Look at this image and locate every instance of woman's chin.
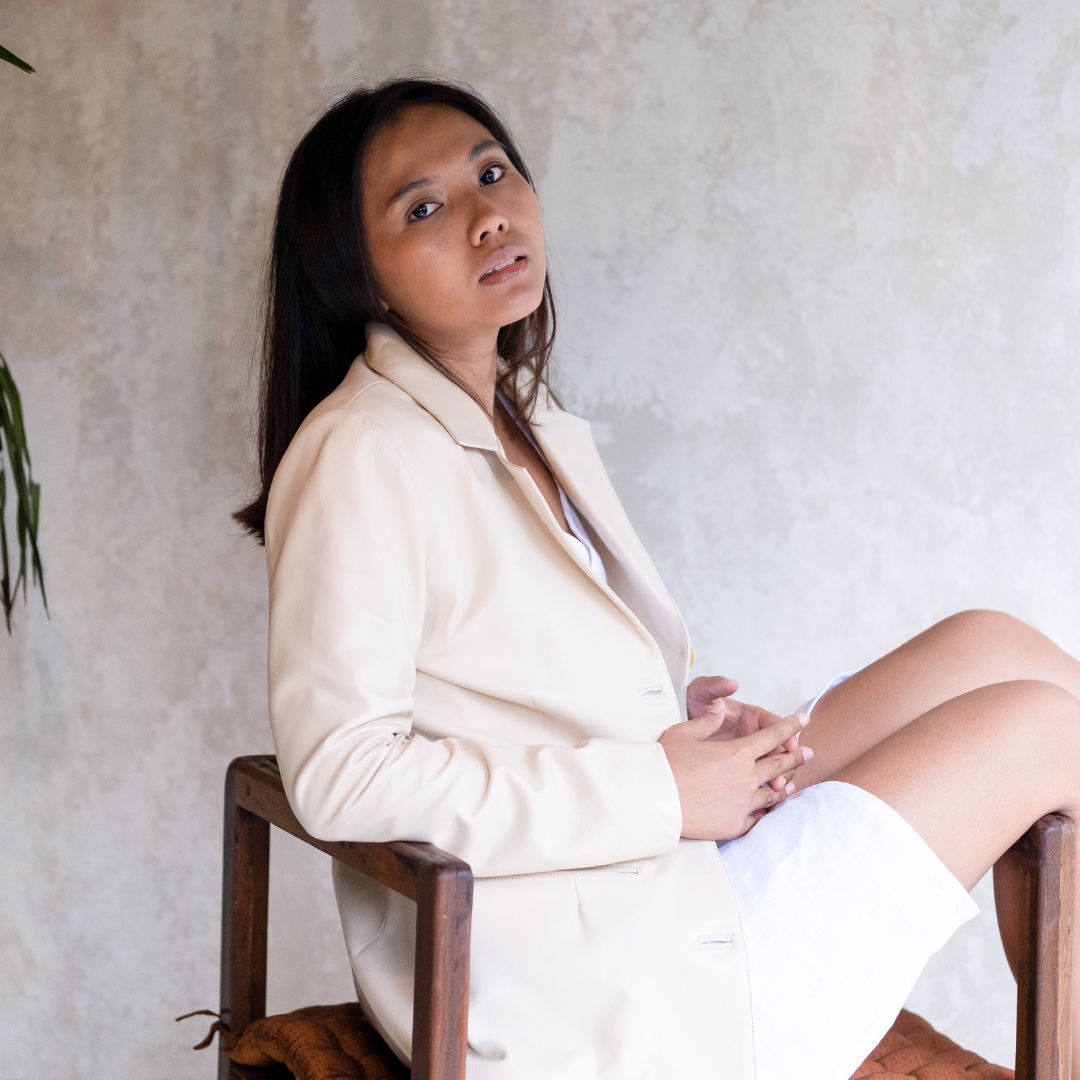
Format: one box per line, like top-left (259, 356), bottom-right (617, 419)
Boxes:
top-left (481, 284), bottom-right (545, 326)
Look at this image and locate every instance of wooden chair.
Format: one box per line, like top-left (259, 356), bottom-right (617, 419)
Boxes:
top-left (215, 754), bottom-right (1075, 1080)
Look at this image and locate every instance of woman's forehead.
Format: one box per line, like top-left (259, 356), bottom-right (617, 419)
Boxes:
top-left (364, 105), bottom-right (496, 194)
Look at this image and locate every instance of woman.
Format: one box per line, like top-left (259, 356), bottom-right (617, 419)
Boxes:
top-left (234, 75), bottom-right (1080, 1080)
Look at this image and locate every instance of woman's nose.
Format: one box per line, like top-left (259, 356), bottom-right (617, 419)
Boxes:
top-left (468, 193), bottom-right (509, 244)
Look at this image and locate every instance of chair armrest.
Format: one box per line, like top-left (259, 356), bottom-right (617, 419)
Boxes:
top-left (228, 754), bottom-right (473, 902)
top-left (220, 754), bottom-right (472, 1080)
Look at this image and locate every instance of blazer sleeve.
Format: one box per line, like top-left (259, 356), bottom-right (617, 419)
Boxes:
top-left (264, 407), bottom-right (685, 877)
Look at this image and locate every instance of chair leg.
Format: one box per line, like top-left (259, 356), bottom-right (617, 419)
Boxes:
top-left (411, 863), bottom-right (473, 1080)
top-left (218, 760), bottom-right (271, 1080)
top-left (1015, 812), bottom-right (1075, 1080)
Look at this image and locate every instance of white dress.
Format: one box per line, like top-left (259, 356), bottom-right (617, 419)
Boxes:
top-left (497, 387), bottom-right (981, 1080)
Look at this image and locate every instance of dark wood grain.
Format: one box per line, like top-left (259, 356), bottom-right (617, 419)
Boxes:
top-left (218, 763), bottom-right (270, 1079)
top-left (1013, 811), bottom-right (1074, 1080)
top-left (412, 857), bottom-right (473, 1080)
top-left (218, 755), bottom-right (472, 1080)
top-left (230, 756), bottom-right (470, 904)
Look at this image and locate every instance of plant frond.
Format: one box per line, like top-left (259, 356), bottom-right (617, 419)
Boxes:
top-left (0, 44), bottom-right (35, 75)
top-left (0, 349), bottom-right (47, 634)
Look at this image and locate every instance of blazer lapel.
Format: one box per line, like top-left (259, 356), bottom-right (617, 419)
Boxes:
top-left (523, 404), bottom-right (689, 650)
top-left (360, 321), bottom-right (690, 674)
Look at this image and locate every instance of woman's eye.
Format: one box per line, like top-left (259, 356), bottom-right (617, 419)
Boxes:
top-left (405, 162), bottom-right (510, 223)
top-left (407, 200), bottom-right (438, 222)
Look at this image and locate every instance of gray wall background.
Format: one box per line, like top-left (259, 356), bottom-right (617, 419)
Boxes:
top-left (3, 1), bottom-right (1079, 1075)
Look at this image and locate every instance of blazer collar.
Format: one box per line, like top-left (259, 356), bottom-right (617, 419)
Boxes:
top-left (359, 321), bottom-right (690, 691)
top-left (362, 319), bottom-right (549, 452)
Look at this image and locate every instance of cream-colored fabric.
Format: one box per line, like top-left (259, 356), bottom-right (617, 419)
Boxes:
top-left (494, 382), bottom-right (609, 585)
top-left (265, 321), bottom-right (755, 1079)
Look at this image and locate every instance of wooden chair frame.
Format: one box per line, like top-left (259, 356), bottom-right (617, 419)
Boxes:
top-left (217, 754), bottom-right (1075, 1080)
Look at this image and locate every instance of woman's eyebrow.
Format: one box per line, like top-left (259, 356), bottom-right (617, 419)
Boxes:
top-left (383, 138), bottom-right (506, 212)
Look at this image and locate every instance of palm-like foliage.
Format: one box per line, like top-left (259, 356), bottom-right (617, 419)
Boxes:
top-left (0, 351), bottom-right (46, 632)
top-left (0, 44), bottom-right (34, 75)
top-left (2, 41), bottom-right (46, 635)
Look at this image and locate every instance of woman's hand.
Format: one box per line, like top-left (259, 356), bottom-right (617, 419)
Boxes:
top-left (659, 709), bottom-right (813, 842)
top-left (686, 674), bottom-right (740, 720)
top-left (687, 674), bottom-right (806, 791)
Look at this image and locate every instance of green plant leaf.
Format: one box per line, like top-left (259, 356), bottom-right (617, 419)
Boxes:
top-left (0, 464), bottom-right (11, 634)
top-left (0, 44), bottom-right (35, 75)
top-left (0, 349), bottom-right (47, 633)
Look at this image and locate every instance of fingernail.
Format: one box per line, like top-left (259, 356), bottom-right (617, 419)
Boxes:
top-left (797, 711), bottom-right (811, 727)
top-left (785, 781), bottom-right (796, 795)
top-left (802, 746), bottom-right (814, 760)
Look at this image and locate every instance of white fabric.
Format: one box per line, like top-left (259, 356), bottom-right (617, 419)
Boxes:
top-left (496, 384), bottom-right (609, 585)
top-left (715, 673), bottom-right (982, 1080)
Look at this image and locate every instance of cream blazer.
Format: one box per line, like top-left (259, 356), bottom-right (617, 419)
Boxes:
top-left (264, 321), bottom-right (756, 1079)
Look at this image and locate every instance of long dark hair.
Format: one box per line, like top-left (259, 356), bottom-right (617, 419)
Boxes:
top-left (232, 74), bottom-right (561, 544)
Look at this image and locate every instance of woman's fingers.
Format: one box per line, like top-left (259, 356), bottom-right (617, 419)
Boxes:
top-left (748, 782), bottom-right (787, 814)
top-left (762, 731), bottom-right (802, 790)
top-left (661, 707), bottom-right (814, 841)
top-left (749, 712), bottom-right (809, 756)
top-left (740, 807), bottom-right (770, 833)
top-left (778, 725), bottom-right (807, 787)
top-left (759, 745), bottom-right (814, 785)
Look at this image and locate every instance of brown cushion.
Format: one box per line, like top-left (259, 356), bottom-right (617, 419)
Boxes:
top-left (852, 1008), bottom-right (1013, 1079)
top-left (226, 1003), bottom-right (407, 1079)
top-left (227, 1003), bottom-right (1011, 1080)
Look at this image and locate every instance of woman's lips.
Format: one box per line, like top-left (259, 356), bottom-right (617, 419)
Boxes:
top-left (478, 255), bottom-right (527, 285)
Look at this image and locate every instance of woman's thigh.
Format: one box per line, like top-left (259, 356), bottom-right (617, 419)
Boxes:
top-left (829, 678), bottom-right (1080, 890)
top-left (790, 607), bottom-right (1080, 792)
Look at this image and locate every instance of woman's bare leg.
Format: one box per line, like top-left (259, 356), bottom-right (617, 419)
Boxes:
top-left (825, 679), bottom-right (1080, 1075)
top-left (789, 607), bottom-right (1080, 989)
top-left (794, 609), bottom-right (1080, 791)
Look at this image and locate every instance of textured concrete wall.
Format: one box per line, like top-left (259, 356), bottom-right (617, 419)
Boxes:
top-left (2, 1), bottom-right (1079, 1074)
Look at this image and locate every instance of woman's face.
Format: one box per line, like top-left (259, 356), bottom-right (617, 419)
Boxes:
top-left (360, 103), bottom-right (547, 362)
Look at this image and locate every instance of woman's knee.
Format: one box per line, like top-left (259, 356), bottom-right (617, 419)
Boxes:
top-left (931, 608), bottom-right (1066, 681)
top-left (975, 678), bottom-right (1080, 768)
top-left (936, 606), bottom-right (1031, 645)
